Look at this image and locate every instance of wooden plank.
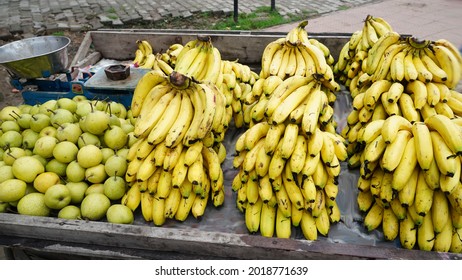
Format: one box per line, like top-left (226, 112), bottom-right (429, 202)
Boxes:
top-left (0, 213), bottom-right (460, 260)
top-left (88, 30), bottom-right (350, 65)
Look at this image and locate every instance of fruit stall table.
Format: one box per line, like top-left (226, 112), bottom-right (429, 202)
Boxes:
top-left (0, 30), bottom-right (461, 260)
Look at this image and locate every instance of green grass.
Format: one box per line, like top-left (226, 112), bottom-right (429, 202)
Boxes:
top-left (52, 31), bottom-right (65, 36)
top-left (212, 7), bottom-right (314, 30)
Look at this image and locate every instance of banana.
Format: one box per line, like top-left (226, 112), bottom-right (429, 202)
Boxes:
top-left (448, 182), bottom-right (462, 214)
top-left (434, 101), bottom-right (454, 119)
top-left (369, 167), bottom-right (384, 198)
top-left (420, 50), bottom-right (448, 83)
top-left (357, 189), bottom-right (374, 212)
top-left (265, 75), bottom-right (311, 118)
top-left (405, 80), bottom-right (428, 110)
top-left (386, 82), bottom-right (404, 103)
top-left (315, 206), bottom-right (330, 236)
top-left (357, 175), bottom-right (372, 192)
top-left (414, 169), bottom-right (434, 216)
top-left (400, 215), bottom-right (417, 250)
top-left (382, 207), bottom-right (399, 241)
top-left (363, 134), bottom-right (387, 164)
top-left (440, 155), bottom-right (461, 194)
top-left (289, 135), bottom-right (308, 174)
top-left (268, 140), bottom-right (286, 181)
top-left (403, 49), bottom-right (419, 82)
top-left (264, 123), bottom-right (286, 155)
top-left (372, 43), bottom-right (407, 82)
top-left (140, 53), bottom-right (156, 69)
top-left (188, 154), bottom-right (205, 195)
top-left (146, 91), bottom-right (182, 145)
top-left (392, 137), bottom-right (418, 192)
top-left (300, 209), bottom-right (318, 240)
top-left (390, 50), bottom-right (406, 82)
top-left (191, 191), bottom-right (208, 219)
top-left (157, 169), bottom-right (173, 199)
top-left (398, 93), bottom-right (421, 124)
top-left (364, 202), bottom-right (383, 231)
top-left (366, 31), bottom-right (401, 74)
top-left (164, 92), bottom-right (194, 148)
top-left (271, 82), bottom-right (316, 125)
top-left (244, 122), bottom-right (271, 151)
top-left (182, 87), bottom-right (205, 145)
top-left (301, 152), bottom-right (321, 179)
top-left (164, 187), bottom-right (181, 219)
top-left (302, 86), bottom-right (324, 135)
top-left (194, 83), bottom-right (217, 140)
top-left (276, 206), bottom-right (292, 238)
top-left (337, 42), bottom-right (351, 73)
top-left (380, 89), bottom-right (401, 116)
top-left (381, 129), bottom-right (412, 172)
top-left (122, 183), bottom-right (141, 211)
top-left (134, 89), bottom-right (176, 139)
top-left (450, 228), bottom-right (462, 253)
top-left (275, 181), bottom-right (292, 218)
top-left (133, 49), bottom-right (145, 66)
top-left (243, 138), bottom-right (265, 174)
top-left (131, 70), bottom-right (168, 117)
top-left (152, 194), bottom-right (166, 226)
top-left (360, 119), bottom-right (385, 144)
top-left (255, 142), bottom-right (272, 178)
top-left (364, 80), bottom-right (393, 110)
top-left (381, 115), bottom-right (412, 144)
top-left (260, 202), bottom-right (276, 237)
top-left (260, 38), bottom-right (286, 78)
top-left (282, 170), bottom-right (305, 210)
top-left (411, 121), bottom-right (433, 171)
top-left (431, 44), bottom-right (462, 89)
top-left (390, 196), bottom-right (407, 220)
top-left (433, 217), bottom-right (453, 252)
top-left (140, 192), bottom-right (154, 221)
top-left (280, 123), bottom-right (299, 159)
top-left (302, 42), bottom-right (329, 76)
top-left (417, 211), bottom-right (435, 251)
top-left (425, 114), bottom-right (462, 156)
top-left (174, 191), bottom-right (196, 221)
top-left (413, 50), bottom-right (433, 83)
top-left (432, 189), bottom-right (450, 233)
top-left (163, 143), bottom-right (184, 172)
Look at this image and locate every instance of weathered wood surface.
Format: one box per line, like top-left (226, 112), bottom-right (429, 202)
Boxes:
top-left (72, 29), bottom-right (351, 68)
top-left (0, 213), bottom-right (460, 260)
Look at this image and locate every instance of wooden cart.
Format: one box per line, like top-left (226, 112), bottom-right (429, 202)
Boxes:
top-left (0, 30), bottom-right (460, 260)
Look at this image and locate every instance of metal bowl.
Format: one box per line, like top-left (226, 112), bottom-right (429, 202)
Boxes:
top-left (0, 36), bottom-right (71, 79)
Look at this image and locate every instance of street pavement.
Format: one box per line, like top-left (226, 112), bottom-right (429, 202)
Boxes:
top-left (0, 0), bottom-right (377, 38)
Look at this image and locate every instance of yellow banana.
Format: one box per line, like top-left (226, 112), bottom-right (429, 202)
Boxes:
top-left (425, 114), bottom-right (462, 156)
top-left (260, 38), bottom-right (285, 78)
top-left (260, 203), bottom-right (276, 237)
top-left (431, 44), bottom-right (462, 89)
top-left (366, 31), bottom-right (401, 74)
top-left (398, 166), bottom-right (419, 207)
top-left (381, 115), bottom-right (412, 144)
top-left (280, 123), bottom-right (299, 159)
top-left (432, 189), bottom-right (450, 233)
top-left (392, 137), bottom-right (418, 192)
top-left (301, 86), bottom-right (324, 135)
top-left (147, 91), bottom-right (182, 145)
top-left (412, 121), bottom-right (433, 171)
top-left (131, 70), bottom-right (168, 117)
top-left (271, 82), bottom-right (316, 125)
top-left (364, 80), bottom-right (393, 110)
top-left (386, 82), bottom-right (404, 103)
top-left (164, 187), bottom-right (181, 219)
top-left (413, 50), bottom-right (433, 83)
top-left (420, 49), bottom-right (448, 83)
top-left (417, 211), bottom-right (435, 251)
top-left (414, 169), bottom-right (434, 216)
top-left (289, 134), bottom-right (308, 174)
top-left (122, 183), bottom-right (141, 211)
top-left (140, 192), bottom-right (154, 222)
top-left (433, 217), bottom-right (453, 252)
top-left (264, 123), bottom-right (285, 155)
top-left (275, 206), bottom-right (292, 238)
top-left (403, 48), bottom-right (418, 81)
top-left (152, 194), bottom-right (166, 226)
top-left (400, 215), bottom-right (417, 249)
top-left (382, 207), bottom-right (399, 241)
top-left (315, 206), bottom-right (330, 236)
top-left (164, 92), bottom-right (194, 148)
top-left (381, 129), bottom-right (412, 172)
top-left (398, 93), bottom-right (421, 123)
top-left (174, 191), bottom-right (196, 221)
top-left (390, 196), bottom-right (407, 220)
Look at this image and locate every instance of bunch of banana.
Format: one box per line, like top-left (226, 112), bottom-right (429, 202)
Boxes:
top-left (133, 40), bottom-right (154, 68)
top-left (259, 21), bottom-right (337, 91)
top-left (127, 70), bottom-right (229, 225)
top-left (161, 43), bottom-right (184, 68)
top-left (334, 15), bottom-right (394, 86)
top-left (232, 121), bottom-right (347, 239)
top-left (173, 35), bottom-right (223, 86)
top-left (219, 59), bottom-right (260, 129)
